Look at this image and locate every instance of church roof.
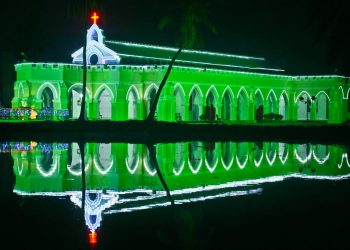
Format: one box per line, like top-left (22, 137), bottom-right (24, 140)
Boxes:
top-left (106, 40), bottom-right (284, 74)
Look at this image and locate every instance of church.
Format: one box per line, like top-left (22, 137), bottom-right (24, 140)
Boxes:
top-left (10, 13), bottom-right (350, 123)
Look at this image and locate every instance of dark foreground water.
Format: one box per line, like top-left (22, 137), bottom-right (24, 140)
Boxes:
top-left (0, 141), bottom-right (349, 249)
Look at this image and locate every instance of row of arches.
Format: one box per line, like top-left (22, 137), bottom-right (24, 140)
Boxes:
top-left (30, 82), bottom-right (333, 121)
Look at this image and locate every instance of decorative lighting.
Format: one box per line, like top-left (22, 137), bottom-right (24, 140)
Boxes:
top-left (91, 12), bottom-right (99, 25)
top-left (89, 231), bottom-right (97, 244)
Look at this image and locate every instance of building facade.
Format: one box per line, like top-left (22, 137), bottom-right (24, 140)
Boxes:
top-left (10, 22), bottom-right (350, 123)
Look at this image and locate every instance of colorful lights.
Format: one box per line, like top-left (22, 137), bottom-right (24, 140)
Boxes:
top-left (89, 231), bottom-right (97, 244)
top-left (90, 12), bottom-right (99, 25)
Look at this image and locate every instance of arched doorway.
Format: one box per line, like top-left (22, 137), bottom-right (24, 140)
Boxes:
top-left (205, 142), bottom-right (218, 172)
top-left (41, 87), bottom-right (54, 109)
top-left (174, 87), bottom-right (185, 121)
top-left (127, 88), bottom-right (138, 120)
top-left (279, 92), bottom-right (288, 120)
top-left (96, 143), bottom-right (113, 174)
top-left (297, 93), bottom-right (311, 120)
top-left (189, 88), bottom-right (202, 121)
top-left (173, 142), bottom-right (185, 175)
top-left (236, 142), bottom-right (249, 168)
top-left (205, 90), bottom-right (218, 121)
top-left (98, 89), bottom-right (112, 120)
top-left (255, 91), bottom-right (264, 122)
top-left (126, 144), bottom-right (139, 174)
top-left (68, 86), bottom-right (90, 119)
top-left (237, 89), bottom-right (249, 121)
top-left (145, 87), bottom-right (157, 116)
top-left (316, 92), bottom-right (328, 120)
top-left (266, 91), bottom-right (277, 114)
top-left (222, 90), bottom-right (233, 121)
top-left (221, 142), bottom-right (234, 169)
top-left (188, 141), bottom-right (202, 173)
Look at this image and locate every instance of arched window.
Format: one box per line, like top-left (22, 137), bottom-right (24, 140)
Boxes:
top-left (98, 89), bottom-right (112, 120)
top-left (237, 89), bottom-right (249, 121)
top-left (189, 88), bottom-right (202, 121)
top-left (255, 91), bottom-right (264, 122)
top-left (279, 92), bottom-right (288, 120)
top-left (316, 92), bottom-right (329, 120)
top-left (222, 90), bottom-right (233, 121)
top-left (174, 87), bottom-right (185, 121)
top-left (127, 88), bottom-right (138, 120)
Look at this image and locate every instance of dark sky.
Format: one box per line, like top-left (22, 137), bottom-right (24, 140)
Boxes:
top-left (1, 0), bottom-right (349, 75)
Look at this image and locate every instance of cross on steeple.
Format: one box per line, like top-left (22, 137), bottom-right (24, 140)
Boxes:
top-left (91, 12), bottom-right (99, 24)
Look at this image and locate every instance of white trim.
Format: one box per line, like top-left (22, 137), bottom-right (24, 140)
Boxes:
top-left (295, 91), bottom-right (312, 103)
top-left (237, 87), bottom-right (249, 100)
top-left (68, 83), bottom-right (92, 100)
top-left (94, 84), bottom-right (115, 99)
top-left (188, 158), bottom-right (202, 174)
top-left (36, 82), bottom-right (59, 99)
top-left (93, 158), bottom-right (114, 175)
top-left (206, 85), bottom-right (220, 100)
top-left (174, 83), bottom-right (186, 97)
top-left (236, 155), bottom-right (248, 169)
top-left (222, 86), bottom-right (234, 100)
top-left (36, 156), bottom-right (58, 177)
top-left (279, 90), bottom-right (289, 102)
top-left (144, 83), bottom-right (159, 99)
top-left (315, 90), bottom-right (331, 101)
top-left (189, 84), bottom-right (204, 98)
top-left (294, 148), bottom-right (312, 164)
top-left (254, 88), bottom-right (264, 101)
top-left (312, 150), bottom-right (330, 165)
top-left (205, 155), bottom-right (219, 173)
top-left (126, 85), bottom-right (141, 100)
top-left (143, 157), bottom-right (157, 176)
top-left (267, 89), bottom-right (278, 101)
top-left (254, 151), bottom-right (264, 167)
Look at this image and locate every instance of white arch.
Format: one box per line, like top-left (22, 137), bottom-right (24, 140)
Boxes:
top-left (312, 150), bottom-right (330, 165)
top-left (143, 157), bottom-right (157, 176)
top-left (206, 85), bottom-right (220, 100)
top-left (205, 156), bottom-right (219, 173)
top-left (267, 89), bottom-right (278, 101)
top-left (36, 82), bottom-right (59, 99)
top-left (295, 91), bottom-right (312, 103)
top-left (338, 86), bottom-right (347, 99)
top-left (93, 157), bottom-right (114, 175)
top-left (237, 87), bottom-right (249, 99)
top-left (254, 152), bottom-right (264, 167)
top-left (94, 84), bottom-right (115, 99)
top-left (279, 143), bottom-right (289, 165)
top-left (315, 90), bottom-right (331, 101)
top-left (254, 89), bottom-right (264, 101)
top-left (222, 86), bottom-right (234, 100)
top-left (173, 160), bottom-right (185, 176)
top-left (338, 153), bottom-right (350, 168)
top-left (126, 85), bottom-right (141, 100)
top-left (294, 148), bottom-right (312, 164)
top-left (188, 158), bottom-right (202, 174)
top-left (174, 83), bottom-right (186, 97)
top-left (236, 155), bottom-right (248, 169)
top-left (36, 156), bottom-right (58, 177)
top-left (126, 156), bottom-right (140, 174)
top-left (18, 82), bottom-right (25, 97)
top-left (266, 151), bottom-right (277, 166)
top-left (68, 83), bottom-right (92, 100)
top-left (279, 90), bottom-right (289, 102)
top-left (221, 155), bottom-right (234, 171)
top-left (189, 84), bottom-right (204, 98)
top-left (144, 83), bottom-right (159, 99)
top-left (87, 47), bottom-right (103, 65)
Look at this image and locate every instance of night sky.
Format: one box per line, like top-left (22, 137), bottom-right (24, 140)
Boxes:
top-left (1, 0), bottom-right (349, 105)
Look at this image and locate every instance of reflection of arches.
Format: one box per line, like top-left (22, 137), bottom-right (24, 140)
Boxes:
top-left (173, 142), bottom-right (185, 175)
top-left (127, 86), bottom-right (140, 120)
top-left (254, 142), bottom-right (264, 167)
top-left (255, 90), bottom-right (264, 122)
top-left (143, 145), bottom-right (157, 176)
top-left (94, 143), bottom-right (113, 174)
top-left (278, 143), bottom-right (288, 164)
top-left (313, 144), bottom-right (329, 164)
top-left (36, 150), bottom-right (57, 177)
top-left (126, 144), bottom-right (139, 174)
top-left (295, 144), bottom-right (312, 164)
top-left (174, 85), bottom-right (185, 121)
top-left (279, 91), bottom-right (288, 120)
top-left (266, 142), bottom-right (277, 166)
top-left (237, 88), bottom-right (249, 121)
top-left (67, 142), bottom-right (90, 176)
top-left (236, 142), bottom-right (248, 169)
top-left (188, 141), bottom-right (202, 174)
top-left (297, 92), bottom-right (312, 120)
top-left (222, 88), bottom-right (234, 121)
top-left (315, 91), bottom-right (329, 120)
top-left (189, 86), bottom-right (203, 121)
top-left (348, 89), bottom-right (350, 112)
top-left (145, 84), bottom-right (158, 116)
top-left (266, 90), bottom-right (277, 114)
top-left (221, 142), bottom-right (234, 170)
top-left (205, 142), bottom-right (218, 173)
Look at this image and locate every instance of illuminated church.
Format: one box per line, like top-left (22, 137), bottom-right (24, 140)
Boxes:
top-left (11, 13), bottom-right (350, 123)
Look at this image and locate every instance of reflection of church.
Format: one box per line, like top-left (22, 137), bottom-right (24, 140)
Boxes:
top-left (8, 141), bottom-right (350, 232)
top-left (9, 13), bottom-right (350, 123)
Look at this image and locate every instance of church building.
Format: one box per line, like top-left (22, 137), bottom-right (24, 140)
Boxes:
top-left (10, 13), bottom-right (350, 123)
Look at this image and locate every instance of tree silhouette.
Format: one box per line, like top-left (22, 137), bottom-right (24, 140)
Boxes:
top-left (146, 0), bottom-right (217, 121)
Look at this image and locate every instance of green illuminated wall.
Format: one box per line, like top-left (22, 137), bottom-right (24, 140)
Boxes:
top-left (11, 142), bottom-right (350, 193)
top-left (11, 63), bottom-right (350, 123)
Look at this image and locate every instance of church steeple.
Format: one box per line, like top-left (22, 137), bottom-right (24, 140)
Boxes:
top-left (71, 12), bottom-right (120, 65)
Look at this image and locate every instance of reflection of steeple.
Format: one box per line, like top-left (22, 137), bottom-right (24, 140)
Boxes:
top-left (70, 190), bottom-right (119, 239)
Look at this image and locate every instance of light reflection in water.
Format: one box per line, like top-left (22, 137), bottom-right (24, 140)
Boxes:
top-left (1, 141), bottom-right (349, 244)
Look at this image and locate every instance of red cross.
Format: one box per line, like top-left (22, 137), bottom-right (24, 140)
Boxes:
top-left (91, 12), bottom-right (99, 24)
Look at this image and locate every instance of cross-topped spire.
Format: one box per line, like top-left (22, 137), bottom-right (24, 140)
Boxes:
top-left (91, 12), bottom-right (99, 24)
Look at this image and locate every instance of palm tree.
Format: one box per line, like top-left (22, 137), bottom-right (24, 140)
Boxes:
top-left (146, 0), bottom-right (217, 121)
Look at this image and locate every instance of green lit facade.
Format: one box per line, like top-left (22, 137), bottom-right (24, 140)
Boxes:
top-left (10, 23), bottom-right (350, 123)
